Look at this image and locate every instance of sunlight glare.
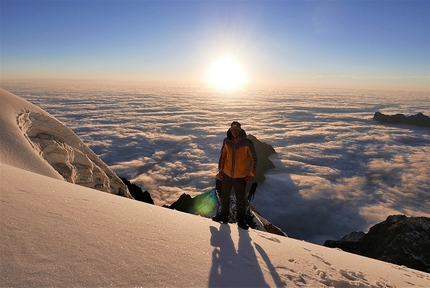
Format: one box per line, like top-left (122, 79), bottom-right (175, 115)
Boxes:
top-left (207, 55), bottom-right (245, 91)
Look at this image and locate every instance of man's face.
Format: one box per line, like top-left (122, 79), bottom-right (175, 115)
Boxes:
top-left (231, 126), bottom-right (240, 138)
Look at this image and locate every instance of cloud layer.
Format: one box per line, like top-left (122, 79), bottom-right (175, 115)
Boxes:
top-left (4, 83), bottom-right (429, 244)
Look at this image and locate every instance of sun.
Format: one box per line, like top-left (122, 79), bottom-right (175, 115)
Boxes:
top-left (207, 55), bottom-right (245, 91)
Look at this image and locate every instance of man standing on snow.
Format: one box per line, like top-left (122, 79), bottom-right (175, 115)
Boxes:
top-left (213, 121), bottom-right (257, 230)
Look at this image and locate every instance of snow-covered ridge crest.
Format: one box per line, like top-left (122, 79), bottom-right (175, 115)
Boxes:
top-left (0, 88), bottom-right (131, 198)
top-left (16, 109), bottom-right (131, 198)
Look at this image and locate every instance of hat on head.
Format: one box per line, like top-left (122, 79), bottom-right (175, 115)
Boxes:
top-left (231, 121), bottom-right (241, 129)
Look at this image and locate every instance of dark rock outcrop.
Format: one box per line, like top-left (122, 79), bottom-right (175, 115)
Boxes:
top-left (247, 134), bottom-right (276, 183)
top-left (324, 231), bottom-right (365, 251)
top-left (251, 207), bottom-right (288, 237)
top-left (120, 177), bottom-right (154, 204)
top-left (373, 112), bottom-right (430, 127)
top-left (324, 215), bottom-right (430, 273)
top-left (163, 193), bottom-right (194, 213)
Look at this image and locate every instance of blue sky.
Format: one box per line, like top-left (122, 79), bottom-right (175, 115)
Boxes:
top-left (1, 1), bottom-right (429, 90)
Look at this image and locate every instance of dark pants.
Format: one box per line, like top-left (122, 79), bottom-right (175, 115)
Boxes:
top-left (219, 173), bottom-right (247, 223)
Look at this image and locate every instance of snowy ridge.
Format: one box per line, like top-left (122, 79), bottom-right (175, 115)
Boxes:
top-left (1, 89), bottom-right (430, 287)
top-left (17, 110), bottom-right (130, 197)
top-left (0, 89), bottom-right (63, 179)
top-left (0, 89), bottom-right (131, 198)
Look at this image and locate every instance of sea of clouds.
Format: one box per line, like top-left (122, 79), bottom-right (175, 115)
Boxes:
top-left (4, 82), bottom-right (429, 244)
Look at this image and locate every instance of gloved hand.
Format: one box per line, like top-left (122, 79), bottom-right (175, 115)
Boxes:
top-left (245, 175), bottom-right (253, 182)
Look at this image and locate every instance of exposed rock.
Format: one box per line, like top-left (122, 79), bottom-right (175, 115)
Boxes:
top-left (120, 177), bottom-right (154, 204)
top-left (251, 207), bottom-right (288, 237)
top-left (373, 112), bottom-right (430, 127)
top-left (324, 215), bottom-right (430, 273)
top-left (340, 231), bottom-right (366, 242)
top-left (163, 190), bottom-right (217, 217)
top-left (324, 231), bottom-right (365, 251)
top-left (163, 193), bottom-right (194, 212)
top-left (247, 134), bottom-right (276, 183)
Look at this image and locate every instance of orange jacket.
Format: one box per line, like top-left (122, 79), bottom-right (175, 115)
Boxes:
top-left (218, 129), bottom-right (257, 179)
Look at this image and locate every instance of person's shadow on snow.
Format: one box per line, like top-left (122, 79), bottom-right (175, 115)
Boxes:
top-left (208, 224), bottom-right (269, 287)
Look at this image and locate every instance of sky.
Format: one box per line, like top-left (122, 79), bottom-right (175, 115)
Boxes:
top-left (1, 0), bottom-right (429, 91)
top-left (1, 88), bottom-right (430, 286)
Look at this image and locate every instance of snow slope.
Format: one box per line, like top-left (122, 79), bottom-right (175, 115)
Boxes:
top-left (0, 89), bottom-right (130, 197)
top-left (2, 164), bottom-right (430, 287)
top-left (0, 89), bottom-right (63, 179)
top-left (1, 89), bottom-right (429, 287)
